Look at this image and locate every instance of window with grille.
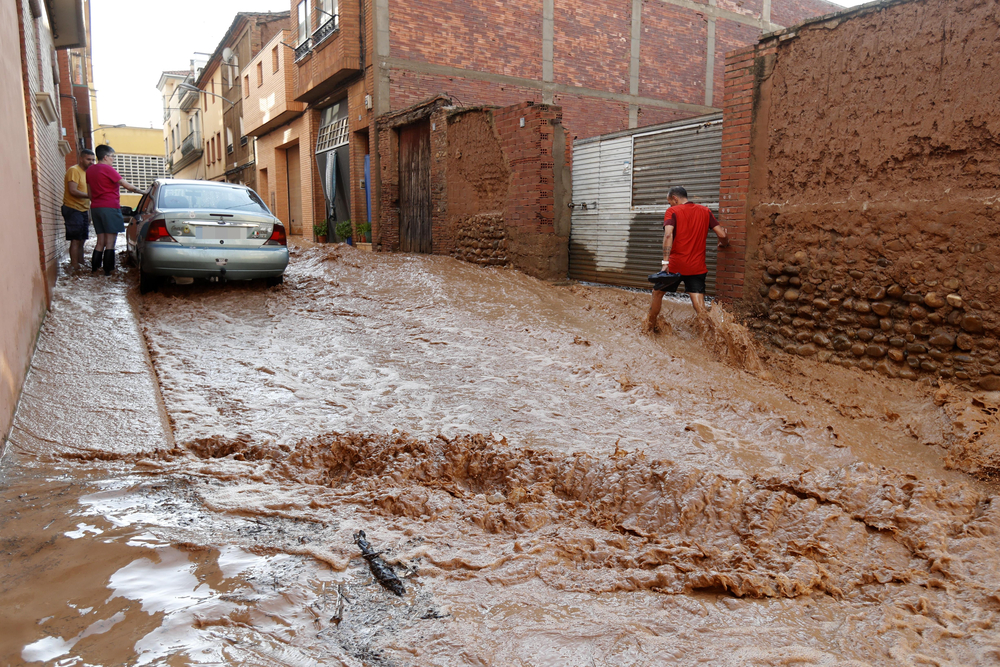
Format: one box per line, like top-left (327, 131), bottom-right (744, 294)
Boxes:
top-left (316, 117), bottom-right (349, 152)
top-left (114, 154), bottom-right (167, 194)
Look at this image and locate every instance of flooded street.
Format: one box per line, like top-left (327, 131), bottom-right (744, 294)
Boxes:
top-left (4, 240), bottom-right (1000, 666)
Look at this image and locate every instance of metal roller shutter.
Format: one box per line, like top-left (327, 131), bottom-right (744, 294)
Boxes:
top-left (569, 113), bottom-right (723, 293)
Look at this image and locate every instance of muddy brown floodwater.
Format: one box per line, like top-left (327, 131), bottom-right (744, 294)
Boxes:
top-left (3, 239), bottom-right (1000, 666)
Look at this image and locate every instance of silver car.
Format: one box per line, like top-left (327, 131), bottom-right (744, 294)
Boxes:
top-left (125, 179), bottom-right (289, 293)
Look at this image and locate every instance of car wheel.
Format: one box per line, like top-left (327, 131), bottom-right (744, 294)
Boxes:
top-left (139, 270), bottom-right (160, 294)
top-left (266, 275), bottom-right (284, 287)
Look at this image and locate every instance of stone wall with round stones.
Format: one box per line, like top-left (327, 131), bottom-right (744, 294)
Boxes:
top-left (749, 236), bottom-right (999, 391)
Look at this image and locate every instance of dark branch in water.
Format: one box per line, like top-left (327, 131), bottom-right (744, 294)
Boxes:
top-left (354, 530), bottom-right (406, 596)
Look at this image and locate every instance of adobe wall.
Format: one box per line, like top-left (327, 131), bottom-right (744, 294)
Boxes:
top-left (2, 0), bottom-right (49, 440)
top-left (376, 100), bottom-right (569, 280)
top-left (720, 0), bottom-right (1000, 389)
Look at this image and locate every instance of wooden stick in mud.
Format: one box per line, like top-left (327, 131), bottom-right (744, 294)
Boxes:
top-left (353, 530), bottom-right (406, 596)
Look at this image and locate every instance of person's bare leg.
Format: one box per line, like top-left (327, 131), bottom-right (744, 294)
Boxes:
top-left (690, 293), bottom-right (707, 318)
top-left (68, 240), bottom-right (79, 269)
top-left (644, 290), bottom-right (666, 331)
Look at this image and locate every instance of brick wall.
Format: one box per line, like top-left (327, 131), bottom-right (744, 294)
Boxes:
top-left (20, 0), bottom-right (66, 293)
top-left (381, 0), bottom-right (839, 141)
top-left (716, 42), bottom-right (775, 302)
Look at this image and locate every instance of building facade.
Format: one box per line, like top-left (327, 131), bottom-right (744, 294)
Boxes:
top-left (3, 0), bottom-right (90, 442)
top-left (241, 0), bottom-right (837, 268)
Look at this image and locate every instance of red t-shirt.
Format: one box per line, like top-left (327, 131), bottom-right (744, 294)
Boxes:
top-left (86, 163), bottom-right (123, 209)
top-left (663, 201), bottom-right (718, 275)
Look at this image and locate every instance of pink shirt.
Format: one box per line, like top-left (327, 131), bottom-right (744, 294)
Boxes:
top-left (86, 163), bottom-right (123, 209)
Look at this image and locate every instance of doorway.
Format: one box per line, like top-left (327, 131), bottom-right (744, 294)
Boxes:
top-left (398, 120), bottom-right (431, 253)
top-left (286, 144), bottom-right (302, 235)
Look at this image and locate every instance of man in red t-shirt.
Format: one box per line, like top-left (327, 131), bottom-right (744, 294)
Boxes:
top-left (645, 186), bottom-right (729, 327)
top-left (86, 144), bottom-right (146, 275)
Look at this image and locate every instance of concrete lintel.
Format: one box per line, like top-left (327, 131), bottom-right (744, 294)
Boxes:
top-left (382, 57), bottom-right (718, 115)
top-left (652, 0), bottom-right (781, 32)
top-left (704, 16), bottom-right (716, 107)
top-left (628, 0), bottom-right (641, 127)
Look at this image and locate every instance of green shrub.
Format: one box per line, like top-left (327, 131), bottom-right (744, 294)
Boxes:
top-left (335, 219), bottom-right (353, 241)
top-left (313, 219), bottom-right (328, 236)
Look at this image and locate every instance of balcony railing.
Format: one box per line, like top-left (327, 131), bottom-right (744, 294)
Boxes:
top-left (294, 38), bottom-right (312, 62)
top-left (181, 129), bottom-right (202, 157)
top-left (312, 16), bottom-right (339, 47)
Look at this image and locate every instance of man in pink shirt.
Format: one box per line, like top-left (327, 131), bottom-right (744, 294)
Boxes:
top-left (85, 144), bottom-right (145, 275)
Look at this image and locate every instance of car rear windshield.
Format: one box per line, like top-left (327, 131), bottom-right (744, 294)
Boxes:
top-left (158, 184), bottom-right (270, 214)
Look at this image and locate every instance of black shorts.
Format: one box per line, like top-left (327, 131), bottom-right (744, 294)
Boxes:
top-left (654, 272), bottom-right (707, 294)
top-left (61, 205), bottom-right (90, 241)
top-left (91, 207), bottom-right (125, 234)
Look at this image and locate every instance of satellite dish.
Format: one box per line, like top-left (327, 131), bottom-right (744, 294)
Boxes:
top-left (222, 47), bottom-right (234, 62)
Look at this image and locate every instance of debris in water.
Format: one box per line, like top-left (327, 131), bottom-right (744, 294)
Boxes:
top-left (332, 583), bottom-right (348, 624)
top-left (354, 530), bottom-right (406, 596)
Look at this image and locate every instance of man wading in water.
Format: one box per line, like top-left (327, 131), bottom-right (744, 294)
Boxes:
top-left (644, 186), bottom-right (729, 330)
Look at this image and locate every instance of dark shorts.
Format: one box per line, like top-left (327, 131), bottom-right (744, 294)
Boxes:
top-left (654, 272), bottom-right (707, 294)
top-left (61, 205), bottom-right (90, 241)
top-left (91, 207), bottom-right (125, 235)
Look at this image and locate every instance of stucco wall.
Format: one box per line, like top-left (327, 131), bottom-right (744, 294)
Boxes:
top-left (2, 0), bottom-right (47, 441)
top-left (733, 0), bottom-right (1000, 388)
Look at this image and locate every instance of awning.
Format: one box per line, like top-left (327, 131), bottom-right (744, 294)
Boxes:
top-left (48, 0), bottom-right (88, 50)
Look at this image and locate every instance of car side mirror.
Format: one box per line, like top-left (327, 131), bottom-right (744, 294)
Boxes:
top-left (120, 206), bottom-right (134, 217)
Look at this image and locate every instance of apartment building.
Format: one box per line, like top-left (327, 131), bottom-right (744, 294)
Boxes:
top-left (159, 68), bottom-right (204, 180)
top-left (158, 13), bottom-right (289, 188)
top-left (242, 0), bottom-right (838, 258)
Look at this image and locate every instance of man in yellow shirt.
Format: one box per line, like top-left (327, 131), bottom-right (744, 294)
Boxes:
top-left (62, 148), bottom-right (96, 271)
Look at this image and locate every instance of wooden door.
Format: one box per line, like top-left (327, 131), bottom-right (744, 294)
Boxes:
top-left (398, 120), bottom-right (432, 253)
top-left (286, 144), bottom-right (302, 235)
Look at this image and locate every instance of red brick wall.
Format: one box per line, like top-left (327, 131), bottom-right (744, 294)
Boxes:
top-left (716, 43), bottom-right (771, 302)
top-left (389, 0), bottom-right (542, 79)
top-left (553, 0), bottom-right (630, 92)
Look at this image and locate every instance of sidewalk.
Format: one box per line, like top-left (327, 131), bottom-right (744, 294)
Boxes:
top-left (4, 264), bottom-right (172, 462)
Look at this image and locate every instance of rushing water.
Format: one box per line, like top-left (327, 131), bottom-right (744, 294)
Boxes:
top-left (3, 240), bottom-right (999, 666)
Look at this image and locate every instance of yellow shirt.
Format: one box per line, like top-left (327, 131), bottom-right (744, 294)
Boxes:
top-left (62, 165), bottom-right (89, 211)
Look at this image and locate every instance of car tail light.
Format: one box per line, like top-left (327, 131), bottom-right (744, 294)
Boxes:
top-left (146, 219), bottom-right (177, 243)
top-left (264, 224), bottom-right (287, 246)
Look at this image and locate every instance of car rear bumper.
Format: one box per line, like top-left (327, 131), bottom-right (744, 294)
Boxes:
top-left (142, 244), bottom-right (289, 279)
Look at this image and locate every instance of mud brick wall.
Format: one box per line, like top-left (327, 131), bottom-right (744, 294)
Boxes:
top-left (377, 100), bottom-right (569, 280)
top-left (719, 0), bottom-right (1000, 390)
top-left (446, 110), bottom-right (510, 268)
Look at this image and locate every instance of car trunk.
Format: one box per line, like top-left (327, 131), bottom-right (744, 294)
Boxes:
top-left (162, 210), bottom-right (277, 248)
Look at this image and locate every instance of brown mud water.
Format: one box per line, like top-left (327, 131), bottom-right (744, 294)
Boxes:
top-left (3, 239), bottom-right (1000, 666)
